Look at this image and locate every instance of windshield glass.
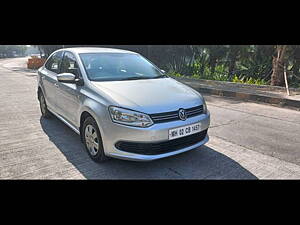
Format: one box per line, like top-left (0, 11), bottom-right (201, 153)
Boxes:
top-left (79, 53), bottom-right (167, 81)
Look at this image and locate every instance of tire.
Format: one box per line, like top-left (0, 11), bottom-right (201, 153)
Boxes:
top-left (38, 91), bottom-right (51, 118)
top-left (82, 116), bottom-right (108, 162)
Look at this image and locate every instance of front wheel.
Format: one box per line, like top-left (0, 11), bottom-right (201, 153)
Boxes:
top-left (82, 116), bottom-right (108, 162)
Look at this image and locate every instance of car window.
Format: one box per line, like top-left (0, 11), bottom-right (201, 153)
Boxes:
top-left (45, 51), bottom-right (64, 74)
top-left (61, 52), bottom-right (80, 77)
top-left (79, 53), bottom-right (165, 81)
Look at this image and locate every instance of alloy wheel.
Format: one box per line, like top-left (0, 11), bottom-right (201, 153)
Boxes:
top-left (85, 124), bottom-right (99, 156)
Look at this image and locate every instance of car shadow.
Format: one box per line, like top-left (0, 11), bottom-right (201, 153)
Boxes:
top-left (40, 116), bottom-right (258, 180)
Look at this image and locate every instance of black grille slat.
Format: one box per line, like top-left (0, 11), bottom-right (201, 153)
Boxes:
top-left (186, 110), bottom-right (203, 114)
top-left (186, 111), bottom-right (203, 117)
top-left (151, 111), bottom-right (178, 118)
top-left (187, 109), bottom-right (203, 113)
top-left (150, 105), bottom-right (203, 123)
top-left (187, 111), bottom-right (202, 115)
top-left (115, 129), bottom-right (208, 155)
top-left (151, 115), bottom-right (178, 119)
top-left (186, 106), bottom-right (203, 111)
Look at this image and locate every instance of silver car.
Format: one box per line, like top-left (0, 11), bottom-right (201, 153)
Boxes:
top-left (37, 47), bottom-right (210, 162)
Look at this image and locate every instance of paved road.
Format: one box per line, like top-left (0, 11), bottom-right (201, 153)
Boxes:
top-left (1, 57), bottom-right (300, 179)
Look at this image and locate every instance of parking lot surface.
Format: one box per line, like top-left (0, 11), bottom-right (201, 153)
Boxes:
top-left (1, 57), bottom-right (300, 179)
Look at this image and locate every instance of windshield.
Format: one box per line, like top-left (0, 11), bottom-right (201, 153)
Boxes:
top-left (79, 53), bottom-right (167, 81)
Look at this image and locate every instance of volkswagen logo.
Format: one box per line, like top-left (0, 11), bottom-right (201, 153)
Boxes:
top-left (178, 109), bottom-right (187, 121)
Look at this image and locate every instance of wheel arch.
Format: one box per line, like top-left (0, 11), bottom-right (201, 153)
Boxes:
top-left (79, 106), bottom-right (105, 143)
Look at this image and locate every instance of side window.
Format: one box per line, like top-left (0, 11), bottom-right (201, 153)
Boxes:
top-left (45, 51), bottom-right (64, 74)
top-left (61, 52), bottom-right (80, 77)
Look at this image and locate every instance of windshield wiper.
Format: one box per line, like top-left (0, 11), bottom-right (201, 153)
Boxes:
top-left (120, 76), bottom-right (152, 81)
top-left (152, 75), bottom-right (168, 79)
top-left (123, 75), bottom-right (168, 80)
top-left (120, 75), bottom-right (168, 81)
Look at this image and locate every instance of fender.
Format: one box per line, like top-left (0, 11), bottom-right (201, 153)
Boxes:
top-left (78, 97), bottom-right (110, 138)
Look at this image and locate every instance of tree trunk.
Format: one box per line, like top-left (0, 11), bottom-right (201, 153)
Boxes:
top-left (209, 57), bottom-right (217, 75)
top-left (228, 55), bottom-right (237, 78)
top-left (227, 46), bottom-right (239, 79)
top-left (38, 47), bottom-right (43, 58)
top-left (271, 45), bottom-right (287, 86)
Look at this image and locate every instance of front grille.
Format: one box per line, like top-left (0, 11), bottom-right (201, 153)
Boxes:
top-left (150, 105), bottom-right (203, 124)
top-left (115, 129), bottom-right (208, 155)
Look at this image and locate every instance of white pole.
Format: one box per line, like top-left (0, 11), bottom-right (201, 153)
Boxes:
top-left (284, 64), bottom-right (290, 96)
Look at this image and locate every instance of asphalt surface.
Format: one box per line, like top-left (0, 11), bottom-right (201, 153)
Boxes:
top-left (1, 57), bottom-right (300, 179)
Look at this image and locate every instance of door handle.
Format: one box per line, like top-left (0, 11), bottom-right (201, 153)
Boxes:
top-left (54, 83), bottom-right (59, 88)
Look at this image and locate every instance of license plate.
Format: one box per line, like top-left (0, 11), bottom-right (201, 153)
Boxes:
top-left (168, 122), bottom-right (201, 140)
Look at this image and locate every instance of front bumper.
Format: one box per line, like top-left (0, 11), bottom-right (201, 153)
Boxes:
top-left (100, 112), bottom-right (210, 161)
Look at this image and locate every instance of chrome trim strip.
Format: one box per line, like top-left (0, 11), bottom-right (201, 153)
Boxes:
top-left (48, 108), bottom-right (80, 135)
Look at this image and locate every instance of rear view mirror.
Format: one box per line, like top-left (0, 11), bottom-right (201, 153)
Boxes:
top-left (57, 73), bottom-right (76, 83)
top-left (57, 73), bottom-right (84, 86)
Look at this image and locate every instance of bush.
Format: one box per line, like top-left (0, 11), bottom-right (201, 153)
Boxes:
top-left (232, 75), bottom-right (267, 85)
top-left (167, 57), bottom-right (268, 86)
top-left (167, 71), bottom-right (184, 77)
top-left (168, 69), bottom-right (268, 86)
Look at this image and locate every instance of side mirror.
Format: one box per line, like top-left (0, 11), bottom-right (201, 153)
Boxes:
top-left (57, 73), bottom-right (76, 83)
top-left (57, 73), bottom-right (84, 86)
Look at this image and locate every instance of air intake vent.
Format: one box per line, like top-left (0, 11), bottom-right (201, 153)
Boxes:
top-left (115, 129), bottom-right (208, 155)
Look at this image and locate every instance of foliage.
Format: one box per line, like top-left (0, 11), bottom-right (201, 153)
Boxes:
top-left (0, 45), bottom-right (27, 58)
top-left (232, 75), bottom-right (267, 85)
top-left (167, 71), bottom-right (267, 86)
top-left (35, 45), bottom-right (300, 87)
top-left (33, 45), bottom-right (64, 58)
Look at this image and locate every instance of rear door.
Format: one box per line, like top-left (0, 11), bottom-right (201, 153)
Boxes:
top-left (56, 51), bottom-right (82, 126)
top-left (40, 51), bottom-right (64, 111)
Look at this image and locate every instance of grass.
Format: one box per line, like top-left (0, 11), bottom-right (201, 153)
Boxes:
top-left (167, 71), bottom-right (268, 86)
top-left (232, 75), bottom-right (267, 85)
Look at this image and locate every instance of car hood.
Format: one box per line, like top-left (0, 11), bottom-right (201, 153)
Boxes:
top-left (91, 78), bottom-right (203, 114)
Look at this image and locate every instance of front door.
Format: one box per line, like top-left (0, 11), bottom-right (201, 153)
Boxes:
top-left (56, 51), bottom-right (82, 127)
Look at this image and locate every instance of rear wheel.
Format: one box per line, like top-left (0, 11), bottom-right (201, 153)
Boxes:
top-left (82, 116), bottom-right (108, 162)
top-left (38, 92), bottom-right (51, 118)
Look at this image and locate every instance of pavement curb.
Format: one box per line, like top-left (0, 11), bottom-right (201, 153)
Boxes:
top-left (196, 86), bottom-right (300, 109)
top-left (174, 77), bottom-right (300, 110)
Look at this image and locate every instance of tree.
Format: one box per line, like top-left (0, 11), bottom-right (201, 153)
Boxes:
top-left (236, 45), bottom-right (274, 80)
top-left (205, 45), bottom-right (227, 75)
top-left (289, 45), bottom-right (300, 82)
top-left (0, 45), bottom-right (28, 58)
top-left (34, 45), bottom-right (299, 87)
top-left (271, 45), bottom-right (287, 86)
top-left (225, 45), bottom-right (251, 78)
top-left (34, 45), bottom-right (64, 57)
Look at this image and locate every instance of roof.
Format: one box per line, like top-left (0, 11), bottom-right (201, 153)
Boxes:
top-left (61, 47), bottom-right (138, 54)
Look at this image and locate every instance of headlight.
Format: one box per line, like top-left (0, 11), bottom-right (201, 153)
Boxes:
top-left (202, 98), bottom-right (208, 114)
top-left (109, 106), bottom-right (154, 128)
